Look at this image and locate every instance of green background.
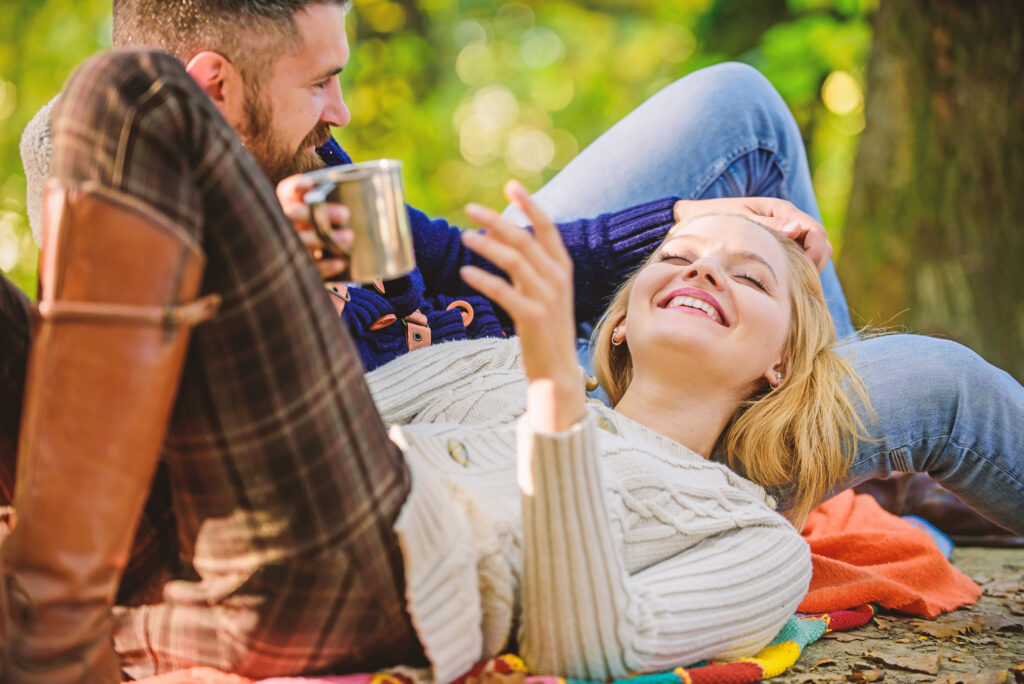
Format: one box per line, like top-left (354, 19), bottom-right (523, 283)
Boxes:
top-left (0, 0), bottom-right (875, 296)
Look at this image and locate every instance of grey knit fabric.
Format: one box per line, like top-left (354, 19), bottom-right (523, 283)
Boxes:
top-left (19, 97), bottom-right (57, 246)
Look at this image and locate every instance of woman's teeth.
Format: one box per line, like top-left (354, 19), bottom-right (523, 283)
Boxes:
top-left (666, 295), bottom-right (720, 323)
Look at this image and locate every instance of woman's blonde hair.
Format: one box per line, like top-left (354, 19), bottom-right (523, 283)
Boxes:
top-left (593, 216), bottom-right (868, 528)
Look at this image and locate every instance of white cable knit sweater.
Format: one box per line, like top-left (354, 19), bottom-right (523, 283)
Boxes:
top-left (366, 337), bottom-right (812, 684)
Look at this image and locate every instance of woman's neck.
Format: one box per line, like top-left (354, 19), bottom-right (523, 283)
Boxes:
top-left (613, 375), bottom-right (739, 458)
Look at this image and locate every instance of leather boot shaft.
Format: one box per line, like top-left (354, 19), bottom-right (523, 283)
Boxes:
top-left (1, 182), bottom-right (218, 682)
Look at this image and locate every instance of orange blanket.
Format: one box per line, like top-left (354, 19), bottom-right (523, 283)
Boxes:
top-left (798, 489), bottom-right (980, 617)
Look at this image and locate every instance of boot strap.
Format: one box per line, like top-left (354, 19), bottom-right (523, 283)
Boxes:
top-left (36, 294), bottom-right (221, 327)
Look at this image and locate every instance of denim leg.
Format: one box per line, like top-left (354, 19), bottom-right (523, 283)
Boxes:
top-left (829, 335), bottom-right (1024, 533)
top-left (506, 61), bottom-right (855, 337)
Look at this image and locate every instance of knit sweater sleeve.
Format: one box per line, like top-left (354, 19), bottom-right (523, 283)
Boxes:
top-left (409, 198), bottom-right (678, 325)
top-left (517, 411), bottom-right (812, 681)
top-left (367, 337), bottom-right (528, 427)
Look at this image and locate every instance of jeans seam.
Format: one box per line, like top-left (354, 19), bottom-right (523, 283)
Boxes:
top-left (851, 433), bottom-right (1024, 488)
top-left (691, 138), bottom-right (786, 200)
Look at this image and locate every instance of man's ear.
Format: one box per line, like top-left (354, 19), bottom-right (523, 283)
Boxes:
top-left (185, 51), bottom-right (246, 125)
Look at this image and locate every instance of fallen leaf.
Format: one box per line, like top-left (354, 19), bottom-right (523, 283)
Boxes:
top-left (950, 657), bottom-right (966, 663)
top-left (863, 650), bottom-right (941, 675)
top-left (971, 575), bottom-right (994, 586)
top-left (845, 671), bottom-right (885, 682)
top-left (873, 616), bottom-right (898, 630)
top-left (933, 671), bottom-right (1010, 684)
top-left (822, 632), bottom-right (868, 642)
top-left (974, 613), bottom-right (1024, 632)
top-left (1007, 600), bottom-right (1024, 616)
top-left (1011, 663), bottom-right (1024, 683)
top-left (911, 614), bottom-right (983, 638)
top-left (894, 638), bottom-right (910, 643)
top-left (813, 659), bottom-right (838, 669)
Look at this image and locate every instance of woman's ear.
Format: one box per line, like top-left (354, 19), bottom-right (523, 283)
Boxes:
top-left (185, 51), bottom-right (246, 126)
top-left (763, 362), bottom-right (785, 389)
top-left (611, 321), bottom-right (627, 346)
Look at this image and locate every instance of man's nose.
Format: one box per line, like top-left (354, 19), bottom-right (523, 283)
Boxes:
top-left (323, 82), bottom-right (351, 128)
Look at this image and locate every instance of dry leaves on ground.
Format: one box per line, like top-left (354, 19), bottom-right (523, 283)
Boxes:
top-left (821, 632), bottom-right (868, 642)
top-left (911, 612), bottom-right (1024, 638)
top-left (862, 650), bottom-right (941, 675)
top-left (979, 578), bottom-right (1023, 599)
top-left (933, 671), bottom-right (1011, 684)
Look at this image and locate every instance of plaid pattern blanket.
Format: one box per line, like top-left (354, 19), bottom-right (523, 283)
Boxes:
top-left (129, 605), bottom-right (877, 684)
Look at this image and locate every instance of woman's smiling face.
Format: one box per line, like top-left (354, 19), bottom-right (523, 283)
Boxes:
top-left (624, 215), bottom-right (793, 394)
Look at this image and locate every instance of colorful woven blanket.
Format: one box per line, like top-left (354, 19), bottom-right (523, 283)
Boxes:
top-left (129, 605), bottom-right (876, 684)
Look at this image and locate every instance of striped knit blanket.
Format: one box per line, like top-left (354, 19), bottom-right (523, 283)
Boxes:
top-left (130, 605), bottom-right (876, 684)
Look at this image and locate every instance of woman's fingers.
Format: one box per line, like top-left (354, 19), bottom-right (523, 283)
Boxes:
top-left (464, 202), bottom-right (564, 288)
top-left (459, 265), bottom-right (535, 320)
top-left (460, 229), bottom-right (549, 299)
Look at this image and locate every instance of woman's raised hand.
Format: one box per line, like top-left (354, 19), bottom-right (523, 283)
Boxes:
top-left (460, 181), bottom-right (586, 433)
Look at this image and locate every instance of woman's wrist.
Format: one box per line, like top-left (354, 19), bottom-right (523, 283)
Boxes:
top-left (526, 374), bottom-right (587, 433)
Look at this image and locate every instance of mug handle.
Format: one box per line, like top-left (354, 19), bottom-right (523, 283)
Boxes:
top-left (303, 182), bottom-right (350, 258)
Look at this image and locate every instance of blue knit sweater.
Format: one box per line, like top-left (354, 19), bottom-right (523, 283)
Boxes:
top-left (317, 139), bottom-right (679, 370)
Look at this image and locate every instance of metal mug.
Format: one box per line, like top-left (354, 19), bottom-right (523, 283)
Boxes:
top-left (302, 159), bottom-right (416, 282)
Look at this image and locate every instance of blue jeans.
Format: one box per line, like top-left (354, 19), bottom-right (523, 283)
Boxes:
top-left (506, 62), bottom-right (1024, 533)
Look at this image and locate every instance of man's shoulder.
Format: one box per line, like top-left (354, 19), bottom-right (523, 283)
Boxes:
top-left (21, 95), bottom-right (60, 246)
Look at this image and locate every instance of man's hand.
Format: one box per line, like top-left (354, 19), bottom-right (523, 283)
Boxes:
top-left (673, 197), bottom-right (833, 273)
top-left (276, 174), bottom-right (353, 280)
top-left (459, 181), bottom-right (586, 433)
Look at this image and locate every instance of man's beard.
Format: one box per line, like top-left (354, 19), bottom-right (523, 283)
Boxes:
top-left (238, 85), bottom-right (330, 185)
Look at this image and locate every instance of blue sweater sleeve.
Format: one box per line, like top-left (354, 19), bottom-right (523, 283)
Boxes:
top-left (409, 198), bottom-right (679, 324)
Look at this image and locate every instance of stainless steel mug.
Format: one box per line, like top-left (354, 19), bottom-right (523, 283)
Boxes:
top-left (302, 159), bottom-right (416, 282)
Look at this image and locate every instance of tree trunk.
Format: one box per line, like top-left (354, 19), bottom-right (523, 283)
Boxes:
top-left (840, 0), bottom-right (1024, 381)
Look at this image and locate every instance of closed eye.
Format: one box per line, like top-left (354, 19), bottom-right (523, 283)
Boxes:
top-left (656, 252), bottom-right (694, 265)
top-left (736, 272), bottom-right (768, 291)
top-left (313, 77), bottom-right (334, 89)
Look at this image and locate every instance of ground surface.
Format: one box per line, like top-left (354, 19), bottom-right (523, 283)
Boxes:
top-left (771, 548), bottom-right (1024, 684)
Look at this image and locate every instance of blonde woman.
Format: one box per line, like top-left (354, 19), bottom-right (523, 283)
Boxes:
top-left (361, 181), bottom-right (865, 681)
top-left (590, 217), bottom-right (864, 529)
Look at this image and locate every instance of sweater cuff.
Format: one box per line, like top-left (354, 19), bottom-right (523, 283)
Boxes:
top-left (602, 197), bottom-right (679, 276)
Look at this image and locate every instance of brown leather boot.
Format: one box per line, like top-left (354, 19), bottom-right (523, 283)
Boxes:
top-left (0, 181), bottom-right (219, 683)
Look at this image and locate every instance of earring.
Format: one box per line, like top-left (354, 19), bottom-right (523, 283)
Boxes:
top-left (774, 371), bottom-right (783, 387)
top-left (611, 326), bottom-right (625, 346)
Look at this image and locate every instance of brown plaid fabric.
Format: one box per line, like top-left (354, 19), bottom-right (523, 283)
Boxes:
top-left (49, 49), bottom-right (426, 678)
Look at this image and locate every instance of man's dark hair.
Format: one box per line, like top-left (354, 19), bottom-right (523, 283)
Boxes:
top-left (111, 0), bottom-right (352, 80)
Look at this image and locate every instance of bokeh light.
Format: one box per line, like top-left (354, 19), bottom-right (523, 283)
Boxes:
top-left (506, 125), bottom-right (555, 174)
top-left (822, 70), bottom-right (863, 115)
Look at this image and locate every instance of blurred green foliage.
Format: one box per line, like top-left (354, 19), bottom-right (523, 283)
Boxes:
top-left (0, 0), bottom-right (876, 297)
